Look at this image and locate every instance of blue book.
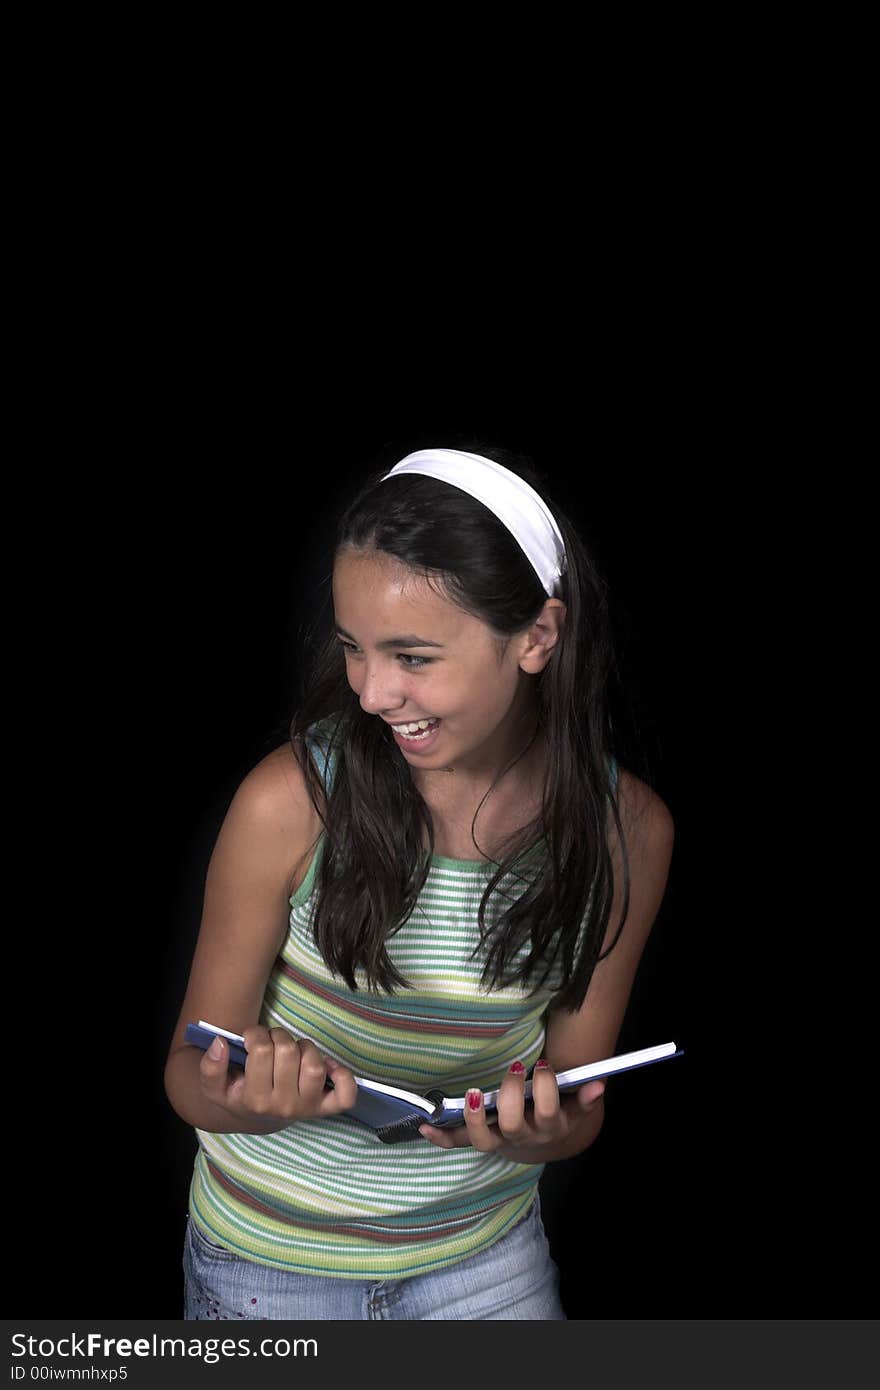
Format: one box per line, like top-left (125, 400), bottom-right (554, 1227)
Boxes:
top-left (185, 1021), bottom-right (683, 1143)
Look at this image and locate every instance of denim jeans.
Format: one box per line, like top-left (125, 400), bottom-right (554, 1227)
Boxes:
top-left (183, 1195), bottom-right (566, 1320)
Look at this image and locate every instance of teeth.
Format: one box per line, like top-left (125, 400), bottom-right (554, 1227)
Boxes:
top-left (392, 718), bottom-right (439, 733)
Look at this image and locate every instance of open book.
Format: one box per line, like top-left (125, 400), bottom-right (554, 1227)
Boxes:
top-left (185, 1021), bottom-right (683, 1144)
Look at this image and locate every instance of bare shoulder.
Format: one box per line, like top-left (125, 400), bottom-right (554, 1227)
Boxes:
top-left (544, 767), bottom-right (675, 1066)
top-left (604, 766), bottom-right (675, 954)
top-left (254, 738), bottom-right (331, 796)
top-left (606, 767), bottom-right (675, 926)
top-left (247, 740), bottom-right (310, 807)
top-left (227, 741), bottom-right (324, 895)
top-left (613, 767), bottom-right (675, 859)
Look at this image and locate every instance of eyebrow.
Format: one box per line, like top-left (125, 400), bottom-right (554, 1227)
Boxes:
top-left (334, 625), bottom-right (445, 650)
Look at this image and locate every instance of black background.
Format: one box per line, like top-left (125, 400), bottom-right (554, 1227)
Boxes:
top-left (13, 388), bottom-right (843, 1320)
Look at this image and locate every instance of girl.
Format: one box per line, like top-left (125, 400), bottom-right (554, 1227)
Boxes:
top-left (164, 443), bottom-right (675, 1320)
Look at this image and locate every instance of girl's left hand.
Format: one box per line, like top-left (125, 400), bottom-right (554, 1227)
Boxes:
top-left (418, 1060), bottom-right (605, 1158)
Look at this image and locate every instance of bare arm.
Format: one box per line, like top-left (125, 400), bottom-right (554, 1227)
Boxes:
top-left (528, 769), bottom-right (676, 1161)
top-left (163, 743), bottom-right (357, 1134)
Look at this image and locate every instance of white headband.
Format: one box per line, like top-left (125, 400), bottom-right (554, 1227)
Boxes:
top-left (379, 448), bottom-right (566, 598)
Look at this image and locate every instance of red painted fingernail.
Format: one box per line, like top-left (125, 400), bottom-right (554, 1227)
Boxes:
top-left (509, 1060), bottom-right (525, 1075)
top-left (467, 1089), bottom-right (482, 1110)
top-left (534, 1059), bottom-right (550, 1070)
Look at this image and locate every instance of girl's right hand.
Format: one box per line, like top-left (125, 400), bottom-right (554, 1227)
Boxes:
top-left (198, 1026), bottom-right (359, 1129)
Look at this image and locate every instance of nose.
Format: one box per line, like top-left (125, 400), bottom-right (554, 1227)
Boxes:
top-left (353, 661), bottom-right (407, 718)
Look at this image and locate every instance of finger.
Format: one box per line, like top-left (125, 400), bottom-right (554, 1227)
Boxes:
top-left (495, 1061), bottom-right (529, 1141)
top-left (528, 1059), bottom-right (562, 1132)
top-left (462, 1090), bottom-right (504, 1151)
top-left (318, 1058), bottom-right (359, 1115)
top-left (266, 1030), bottom-right (311, 1108)
top-left (199, 1032), bottom-right (255, 1110)
top-left (290, 1034), bottom-right (330, 1106)
top-left (418, 1123), bottom-right (458, 1148)
top-left (577, 1080), bottom-right (606, 1110)
top-left (198, 1032), bottom-right (234, 1103)
top-left (239, 1025), bottom-right (277, 1112)
top-left (418, 1122), bottom-right (477, 1149)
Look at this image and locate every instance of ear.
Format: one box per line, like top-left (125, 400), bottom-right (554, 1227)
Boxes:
top-left (518, 599), bottom-right (566, 674)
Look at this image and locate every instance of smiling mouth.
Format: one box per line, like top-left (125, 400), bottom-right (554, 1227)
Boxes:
top-left (389, 718), bottom-right (442, 742)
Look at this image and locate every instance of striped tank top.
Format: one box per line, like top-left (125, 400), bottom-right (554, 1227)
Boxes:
top-left (188, 718), bottom-right (618, 1279)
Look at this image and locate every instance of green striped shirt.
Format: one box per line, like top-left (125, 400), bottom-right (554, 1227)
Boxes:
top-left (188, 721), bottom-right (616, 1279)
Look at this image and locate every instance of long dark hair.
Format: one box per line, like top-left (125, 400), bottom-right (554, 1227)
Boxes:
top-left (287, 440), bottom-right (631, 1014)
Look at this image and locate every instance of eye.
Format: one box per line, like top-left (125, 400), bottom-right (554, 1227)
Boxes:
top-left (335, 640), bottom-right (432, 670)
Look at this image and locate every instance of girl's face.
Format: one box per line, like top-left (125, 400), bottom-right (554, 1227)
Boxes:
top-left (332, 548), bottom-right (561, 782)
